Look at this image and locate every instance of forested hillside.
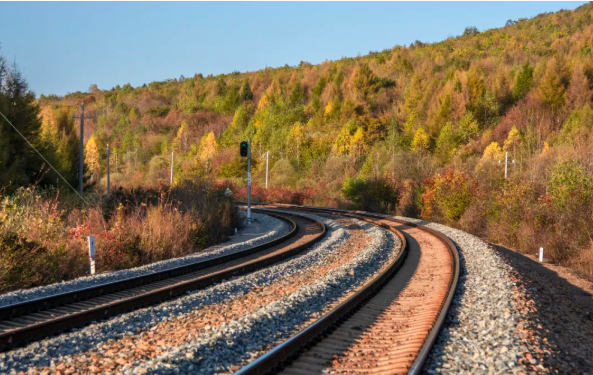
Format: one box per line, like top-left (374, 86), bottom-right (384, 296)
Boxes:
top-left (5, 3), bottom-right (593, 277)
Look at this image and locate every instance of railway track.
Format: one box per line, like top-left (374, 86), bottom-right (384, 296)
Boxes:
top-left (237, 205), bottom-right (459, 375)
top-left (0, 210), bottom-right (326, 351)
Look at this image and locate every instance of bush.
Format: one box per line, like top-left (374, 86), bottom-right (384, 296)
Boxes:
top-left (341, 177), bottom-right (399, 213)
top-left (421, 170), bottom-right (474, 224)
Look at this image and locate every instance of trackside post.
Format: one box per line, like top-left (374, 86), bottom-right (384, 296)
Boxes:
top-left (88, 235), bottom-right (96, 275)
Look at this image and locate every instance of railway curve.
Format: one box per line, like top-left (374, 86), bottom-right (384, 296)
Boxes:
top-left (237, 205), bottom-right (459, 375)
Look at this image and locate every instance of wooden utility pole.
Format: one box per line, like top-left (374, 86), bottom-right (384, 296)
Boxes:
top-left (106, 144), bottom-right (110, 194)
top-left (170, 151), bottom-right (174, 184)
top-left (247, 139), bottom-right (252, 222)
top-left (265, 150), bottom-right (269, 189)
top-left (73, 102), bottom-right (92, 193)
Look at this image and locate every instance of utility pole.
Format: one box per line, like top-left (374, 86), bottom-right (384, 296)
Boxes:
top-left (247, 139), bottom-right (252, 222)
top-left (499, 151), bottom-right (515, 180)
top-left (73, 102), bottom-right (92, 193)
top-left (265, 150), bottom-right (269, 189)
top-left (170, 151), bottom-right (174, 184)
top-left (106, 144), bottom-right (110, 194)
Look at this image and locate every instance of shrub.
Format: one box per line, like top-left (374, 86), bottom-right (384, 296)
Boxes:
top-left (421, 170), bottom-right (474, 224)
top-left (341, 177), bottom-right (399, 213)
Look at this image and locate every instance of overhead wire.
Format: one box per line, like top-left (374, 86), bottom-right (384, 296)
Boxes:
top-left (0, 109), bottom-right (91, 206)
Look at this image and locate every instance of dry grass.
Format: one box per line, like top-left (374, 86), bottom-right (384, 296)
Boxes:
top-left (0, 179), bottom-right (237, 293)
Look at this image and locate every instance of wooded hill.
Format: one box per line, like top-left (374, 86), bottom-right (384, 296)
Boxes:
top-left (5, 3), bottom-right (593, 276)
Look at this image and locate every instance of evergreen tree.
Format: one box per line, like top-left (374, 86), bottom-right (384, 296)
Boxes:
top-left (0, 57), bottom-right (56, 191)
top-left (240, 79), bottom-right (253, 101)
top-left (512, 62), bottom-right (534, 101)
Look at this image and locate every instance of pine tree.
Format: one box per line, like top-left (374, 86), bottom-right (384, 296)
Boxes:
top-left (0, 57), bottom-right (53, 191)
top-left (240, 80), bottom-right (253, 101)
top-left (512, 62), bottom-right (533, 101)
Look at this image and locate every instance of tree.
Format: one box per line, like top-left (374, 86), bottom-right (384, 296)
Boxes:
top-left (412, 127), bottom-right (430, 153)
top-left (286, 122), bottom-right (307, 166)
top-left (0, 57), bottom-right (50, 191)
top-left (538, 59), bottom-right (566, 111)
top-left (502, 126), bottom-right (520, 154)
top-left (240, 80), bottom-right (253, 101)
top-left (462, 26), bottom-right (479, 37)
top-left (84, 134), bottom-right (101, 185)
top-left (349, 127), bottom-right (367, 159)
top-left (231, 105), bottom-right (250, 131)
top-left (200, 131), bottom-right (218, 171)
top-left (512, 62), bottom-right (534, 101)
top-left (354, 63), bottom-right (379, 100)
top-left (42, 107), bottom-right (79, 186)
top-left (548, 159), bottom-right (592, 210)
top-left (332, 120), bottom-right (357, 156)
top-left (129, 108), bottom-right (139, 124)
top-left (566, 64), bottom-right (593, 109)
top-left (172, 121), bottom-right (190, 154)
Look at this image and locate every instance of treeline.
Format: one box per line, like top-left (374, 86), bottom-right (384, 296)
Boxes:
top-left (0, 53), bottom-right (82, 193)
top-left (7, 3), bottom-right (593, 276)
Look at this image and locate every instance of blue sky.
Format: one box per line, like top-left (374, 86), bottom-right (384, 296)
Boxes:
top-left (0, 1), bottom-right (587, 97)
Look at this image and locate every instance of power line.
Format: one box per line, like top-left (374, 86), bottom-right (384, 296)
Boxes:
top-left (0, 109), bottom-right (91, 206)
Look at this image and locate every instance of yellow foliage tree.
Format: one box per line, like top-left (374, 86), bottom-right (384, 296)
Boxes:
top-left (173, 121), bottom-right (190, 154)
top-left (324, 100), bottom-right (333, 116)
top-left (256, 94), bottom-right (269, 112)
top-left (350, 127), bottom-right (367, 159)
top-left (412, 127), bottom-right (430, 153)
top-left (84, 134), bottom-right (101, 185)
top-left (200, 132), bottom-right (218, 171)
top-left (332, 121), bottom-right (357, 156)
top-left (129, 108), bottom-right (139, 124)
top-left (502, 126), bottom-right (520, 154)
top-left (481, 141), bottom-right (504, 162)
top-left (286, 122), bottom-right (307, 166)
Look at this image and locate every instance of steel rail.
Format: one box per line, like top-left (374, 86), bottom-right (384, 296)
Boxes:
top-left (237, 204), bottom-right (459, 375)
top-left (0, 210), bottom-right (326, 351)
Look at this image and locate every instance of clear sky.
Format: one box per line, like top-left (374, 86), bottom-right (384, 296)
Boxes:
top-left (0, 1), bottom-right (587, 97)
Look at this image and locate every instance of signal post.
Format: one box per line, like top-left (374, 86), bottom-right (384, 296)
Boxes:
top-left (240, 140), bottom-right (252, 223)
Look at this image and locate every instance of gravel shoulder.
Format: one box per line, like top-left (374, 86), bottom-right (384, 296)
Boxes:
top-left (493, 244), bottom-right (593, 374)
top-left (0, 212), bottom-right (290, 308)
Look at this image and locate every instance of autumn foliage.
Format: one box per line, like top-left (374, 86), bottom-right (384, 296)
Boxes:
top-left (4, 3), bottom-right (593, 282)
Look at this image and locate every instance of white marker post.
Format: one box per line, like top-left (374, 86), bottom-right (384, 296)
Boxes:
top-left (539, 247), bottom-right (544, 263)
top-left (88, 236), bottom-right (96, 275)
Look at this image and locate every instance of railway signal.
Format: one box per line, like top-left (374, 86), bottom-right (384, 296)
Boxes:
top-left (240, 141), bottom-right (248, 157)
top-left (241, 140), bottom-right (252, 222)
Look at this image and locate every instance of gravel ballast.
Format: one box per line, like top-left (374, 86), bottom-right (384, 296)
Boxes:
top-left (0, 212), bottom-right (290, 308)
top-left (133, 215), bottom-right (400, 374)
top-left (0, 213), bottom-right (351, 372)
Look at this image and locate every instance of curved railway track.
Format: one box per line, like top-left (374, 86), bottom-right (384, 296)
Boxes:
top-left (0, 210), bottom-right (326, 351)
top-left (237, 205), bottom-right (459, 375)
